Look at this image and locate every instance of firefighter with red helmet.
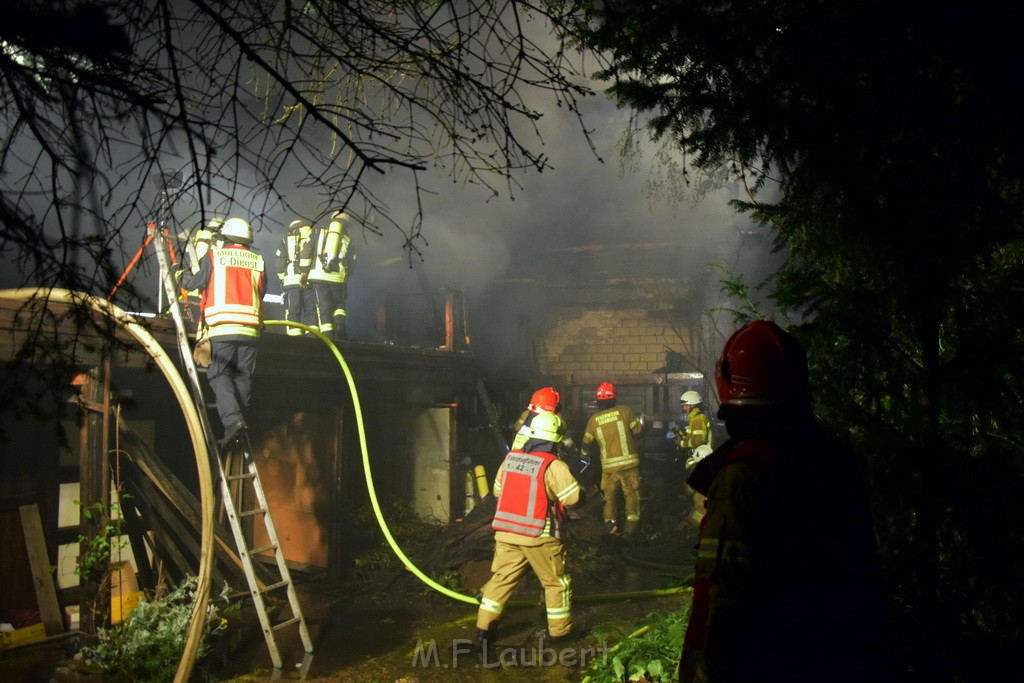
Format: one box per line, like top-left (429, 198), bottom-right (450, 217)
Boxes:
top-left (476, 411), bottom-right (584, 645)
top-left (181, 217), bottom-right (266, 443)
top-left (582, 382), bottom-right (644, 537)
top-left (510, 387), bottom-right (575, 450)
top-left (679, 320), bottom-right (893, 683)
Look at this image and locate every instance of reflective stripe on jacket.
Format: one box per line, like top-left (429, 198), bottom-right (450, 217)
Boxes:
top-left (583, 405), bottom-right (642, 471)
top-left (308, 220), bottom-right (347, 284)
top-left (676, 407), bottom-right (713, 450)
top-left (275, 227), bottom-right (313, 286)
top-left (201, 246), bottom-right (264, 338)
top-left (492, 450), bottom-right (558, 537)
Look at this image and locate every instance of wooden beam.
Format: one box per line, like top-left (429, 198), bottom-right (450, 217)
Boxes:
top-left (77, 365), bottom-right (108, 637)
top-left (114, 417), bottom-right (273, 587)
top-left (115, 491), bottom-right (157, 590)
top-left (125, 475), bottom-right (194, 585)
top-left (18, 504), bottom-right (64, 636)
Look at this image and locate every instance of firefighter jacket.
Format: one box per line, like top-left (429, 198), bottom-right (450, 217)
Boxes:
top-left (510, 409), bottom-right (533, 450)
top-left (582, 405), bottom-right (643, 471)
top-left (679, 421), bottom-right (893, 683)
top-left (675, 407), bottom-right (713, 451)
top-left (491, 444), bottom-right (581, 546)
top-left (308, 219), bottom-right (354, 284)
top-left (184, 244), bottom-right (266, 340)
top-left (275, 226), bottom-right (313, 287)
top-left (179, 228), bottom-right (222, 301)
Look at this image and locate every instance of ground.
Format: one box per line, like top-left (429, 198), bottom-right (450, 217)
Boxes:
top-left (210, 532), bottom-right (695, 683)
top-left (2, 457), bottom-right (698, 682)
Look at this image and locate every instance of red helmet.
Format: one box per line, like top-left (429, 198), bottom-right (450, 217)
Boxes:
top-left (596, 382), bottom-right (616, 400)
top-left (528, 387), bottom-right (561, 413)
top-left (715, 320), bottom-right (809, 407)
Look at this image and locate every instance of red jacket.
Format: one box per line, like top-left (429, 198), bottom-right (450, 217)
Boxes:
top-left (199, 245), bottom-right (265, 338)
top-left (492, 450), bottom-right (560, 537)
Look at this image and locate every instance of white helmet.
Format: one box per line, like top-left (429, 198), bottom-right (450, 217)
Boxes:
top-left (220, 217), bottom-right (253, 244)
top-left (685, 444), bottom-right (713, 469)
top-left (680, 390), bottom-right (702, 406)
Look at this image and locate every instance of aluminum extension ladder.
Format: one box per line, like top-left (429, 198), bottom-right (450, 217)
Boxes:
top-left (147, 219), bottom-right (312, 668)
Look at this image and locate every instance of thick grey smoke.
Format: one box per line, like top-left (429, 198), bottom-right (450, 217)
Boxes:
top-left (338, 88), bottom-right (774, 365)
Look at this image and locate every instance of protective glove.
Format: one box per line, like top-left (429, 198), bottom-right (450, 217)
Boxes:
top-left (299, 272), bottom-right (309, 288)
top-left (666, 429), bottom-right (678, 440)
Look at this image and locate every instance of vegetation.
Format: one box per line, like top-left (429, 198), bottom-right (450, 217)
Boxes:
top-left (0, 0), bottom-right (597, 418)
top-left (74, 499), bottom-right (129, 585)
top-left (350, 501), bottom-right (444, 573)
top-left (568, 1), bottom-right (1024, 680)
top-left (76, 577), bottom-right (235, 683)
top-left (583, 608), bottom-right (689, 683)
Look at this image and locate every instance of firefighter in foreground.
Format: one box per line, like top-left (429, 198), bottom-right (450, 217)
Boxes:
top-left (582, 382), bottom-right (644, 537)
top-left (679, 320), bottom-right (893, 683)
top-left (476, 411), bottom-right (584, 645)
top-left (181, 217), bottom-right (266, 444)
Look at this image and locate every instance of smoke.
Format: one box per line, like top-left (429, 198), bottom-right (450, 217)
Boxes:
top-left (339, 84), bottom-right (774, 368)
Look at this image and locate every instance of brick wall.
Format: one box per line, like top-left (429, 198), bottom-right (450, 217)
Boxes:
top-left (535, 305), bottom-right (691, 385)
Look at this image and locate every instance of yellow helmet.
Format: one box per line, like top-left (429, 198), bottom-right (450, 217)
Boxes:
top-left (527, 411), bottom-right (565, 443)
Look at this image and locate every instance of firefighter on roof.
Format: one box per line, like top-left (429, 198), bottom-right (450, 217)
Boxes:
top-left (180, 217), bottom-right (224, 306)
top-left (476, 411), bottom-right (584, 646)
top-left (274, 219), bottom-right (314, 337)
top-left (307, 211), bottom-right (355, 341)
top-left (582, 382), bottom-right (644, 537)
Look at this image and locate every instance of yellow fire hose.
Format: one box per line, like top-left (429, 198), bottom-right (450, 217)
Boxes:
top-left (0, 294), bottom-right (686, 679)
top-left (265, 320), bottom-right (689, 609)
top-left (264, 320), bottom-right (480, 604)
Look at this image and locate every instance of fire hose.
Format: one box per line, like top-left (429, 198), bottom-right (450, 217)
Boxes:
top-left (265, 320), bottom-right (689, 609)
top-left (0, 294), bottom-right (687, 678)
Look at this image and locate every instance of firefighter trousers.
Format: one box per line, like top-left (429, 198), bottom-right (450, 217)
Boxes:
top-left (476, 538), bottom-right (572, 637)
top-left (207, 338), bottom-right (257, 432)
top-left (309, 281), bottom-right (336, 335)
top-left (601, 466), bottom-right (641, 534)
top-left (283, 285), bottom-right (314, 336)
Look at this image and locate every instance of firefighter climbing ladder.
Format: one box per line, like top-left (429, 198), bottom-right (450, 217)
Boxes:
top-left (147, 220), bottom-right (312, 668)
